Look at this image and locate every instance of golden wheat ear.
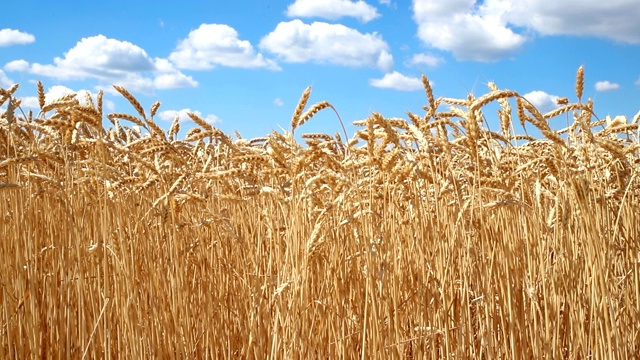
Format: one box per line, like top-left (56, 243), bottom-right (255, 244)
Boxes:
top-left (113, 85), bottom-right (146, 119)
top-left (575, 65), bottom-right (584, 103)
top-left (291, 86), bottom-right (311, 134)
top-left (37, 81), bottom-right (46, 111)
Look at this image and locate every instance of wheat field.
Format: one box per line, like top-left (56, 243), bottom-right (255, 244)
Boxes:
top-left (1, 68), bottom-right (639, 359)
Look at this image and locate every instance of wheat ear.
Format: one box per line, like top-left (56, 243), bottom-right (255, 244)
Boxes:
top-left (37, 81), bottom-right (46, 111)
top-left (187, 112), bottom-right (215, 133)
top-left (297, 101), bottom-right (332, 129)
top-left (113, 85), bottom-right (146, 119)
top-left (575, 65), bottom-right (584, 103)
top-left (422, 74), bottom-right (435, 112)
top-left (150, 101), bottom-right (161, 118)
top-left (291, 86), bottom-right (311, 134)
top-left (168, 115), bottom-right (180, 140)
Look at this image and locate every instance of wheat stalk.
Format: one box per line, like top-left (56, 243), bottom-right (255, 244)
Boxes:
top-left (2, 70), bottom-right (639, 358)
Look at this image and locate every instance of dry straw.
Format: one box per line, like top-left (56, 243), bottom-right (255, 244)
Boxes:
top-left (1, 67), bottom-right (639, 358)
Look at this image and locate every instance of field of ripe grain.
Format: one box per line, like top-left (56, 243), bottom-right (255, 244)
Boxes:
top-left (1, 68), bottom-right (639, 358)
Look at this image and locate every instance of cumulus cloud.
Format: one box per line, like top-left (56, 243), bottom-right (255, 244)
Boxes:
top-left (412, 0), bottom-right (527, 62)
top-left (169, 24), bottom-right (280, 71)
top-left (523, 90), bottom-right (560, 114)
top-left (37, 35), bottom-right (154, 74)
top-left (151, 58), bottom-right (198, 89)
top-left (0, 70), bottom-right (13, 88)
top-left (369, 71), bottom-right (423, 91)
top-left (594, 80), bottom-right (620, 92)
top-left (274, 98), bottom-right (284, 106)
top-left (4, 59), bottom-right (29, 72)
top-left (0, 28), bottom-right (35, 47)
top-left (260, 20), bottom-right (393, 71)
top-left (158, 109), bottom-right (221, 125)
top-left (498, 0), bottom-right (640, 44)
top-left (405, 53), bottom-right (445, 67)
top-left (412, 0), bottom-right (640, 62)
top-left (6, 35), bottom-right (196, 94)
top-left (286, 0), bottom-right (380, 23)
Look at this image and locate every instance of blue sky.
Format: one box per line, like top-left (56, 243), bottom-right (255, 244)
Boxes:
top-left (1, 0), bottom-right (639, 139)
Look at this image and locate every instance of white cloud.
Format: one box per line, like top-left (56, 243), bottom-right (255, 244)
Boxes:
top-left (406, 53), bottom-right (445, 67)
top-left (44, 35), bottom-right (154, 74)
top-left (274, 98), bottom-right (284, 106)
top-left (260, 20), bottom-right (393, 71)
top-left (499, 0), bottom-right (640, 44)
top-left (636, 77), bottom-right (640, 86)
top-left (152, 58), bottom-right (198, 89)
top-left (19, 97), bottom-right (39, 109)
top-left (7, 35), bottom-right (197, 94)
top-left (379, 0), bottom-right (391, 4)
top-left (158, 109), bottom-right (221, 125)
top-left (412, 0), bottom-right (640, 62)
top-left (412, 0), bottom-right (527, 62)
top-left (169, 24), bottom-right (280, 71)
top-left (523, 90), bottom-right (560, 114)
top-left (369, 71), bottom-right (423, 91)
top-left (286, 0), bottom-right (380, 23)
top-left (0, 70), bottom-right (13, 88)
top-left (594, 80), bottom-right (620, 92)
top-left (4, 59), bottom-right (29, 72)
top-left (0, 28), bottom-right (35, 47)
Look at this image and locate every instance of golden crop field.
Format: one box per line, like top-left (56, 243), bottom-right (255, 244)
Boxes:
top-left (1, 67), bottom-right (639, 359)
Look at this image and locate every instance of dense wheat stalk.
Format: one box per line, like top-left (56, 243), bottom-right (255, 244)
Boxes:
top-left (1, 68), bottom-right (639, 358)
